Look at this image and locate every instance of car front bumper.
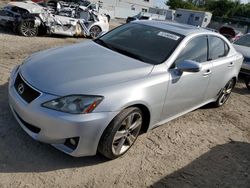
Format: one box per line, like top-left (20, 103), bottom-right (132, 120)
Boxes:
top-left (8, 69), bottom-right (118, 157)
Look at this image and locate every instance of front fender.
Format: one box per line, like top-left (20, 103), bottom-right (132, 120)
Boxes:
top-left (94, 71), bottom-right (170, 129)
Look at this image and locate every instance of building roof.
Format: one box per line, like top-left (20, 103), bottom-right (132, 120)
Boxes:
top-left (136, 20), bottom-right (213, 36)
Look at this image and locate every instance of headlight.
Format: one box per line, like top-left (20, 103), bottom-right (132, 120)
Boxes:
top-left (42, 95), bottom-right (103, 114)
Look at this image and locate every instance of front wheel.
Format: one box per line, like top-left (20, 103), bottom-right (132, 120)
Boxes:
top-left (98, 107), bottom-right (143, 159)
top-left (18, 21), bottom-right (38, 37)
top-left (213, 79), bottom-right (235, 107)
top-left (89, 25), bottom-right (102, 39)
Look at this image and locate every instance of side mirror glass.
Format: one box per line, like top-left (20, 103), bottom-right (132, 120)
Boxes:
top-left (176, 60), bottom-right (201, 73)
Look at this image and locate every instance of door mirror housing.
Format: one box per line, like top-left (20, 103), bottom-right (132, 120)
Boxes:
top-left (176, 60), bottom-right (201, 72)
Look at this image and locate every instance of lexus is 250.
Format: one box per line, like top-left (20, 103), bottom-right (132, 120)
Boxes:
top-left (9, 21), bottom-right (243, 159)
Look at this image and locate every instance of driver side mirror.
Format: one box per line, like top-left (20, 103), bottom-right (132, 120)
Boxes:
top-left (176, 60), bottom-right (201, 73)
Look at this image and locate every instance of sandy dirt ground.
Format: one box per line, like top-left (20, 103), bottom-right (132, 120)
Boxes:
top-left (0, 16), bottom-right (250, 187)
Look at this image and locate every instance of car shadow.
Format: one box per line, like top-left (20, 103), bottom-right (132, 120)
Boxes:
top-left (232, 76), bottom-right (250, 95)
top-left (0, 26), bottom-right (16, 35)
top-left (0, 82), bottom-right (108, 173)
top-left (150, 141), bottom-right (250, 188)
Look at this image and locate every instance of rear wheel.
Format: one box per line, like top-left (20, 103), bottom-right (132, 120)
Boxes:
top-left (98, 107), bottom-right (143, 159)
top-left (213, 79), bottom-right (235, 107)
top-left (18, 21), bottom-right (38, 37)
top-left (245, 76), bottom-right (250, 90)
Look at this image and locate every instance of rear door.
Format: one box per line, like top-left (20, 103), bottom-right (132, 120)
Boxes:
top-left (203, 35), bottom-right (236, 101)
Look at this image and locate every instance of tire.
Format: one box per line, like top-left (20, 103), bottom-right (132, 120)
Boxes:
top-left (18, 20), bottom-right (38, 37)
top-left (98, 107), bottom-right (143, 159)
top-left (245, 76), bottom-right (250, 90)
top-left (89, 25), bottom-right (102, 39)
top-left (212, 79), bottom-right (235, 107)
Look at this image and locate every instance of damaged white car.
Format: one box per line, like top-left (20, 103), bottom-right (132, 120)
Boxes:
top-left (0, 0), bottom-right (109, 38)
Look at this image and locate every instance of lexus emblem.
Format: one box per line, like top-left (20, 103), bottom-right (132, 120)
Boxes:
top-left (17, 83), bottom-right (25, 95)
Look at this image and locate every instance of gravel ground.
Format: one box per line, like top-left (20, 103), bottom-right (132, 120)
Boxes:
top-left (0, 20), bottom-right (250, 188)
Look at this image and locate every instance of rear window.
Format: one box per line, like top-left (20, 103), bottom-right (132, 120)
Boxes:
top-left (95, 23), bottom-right (184, 65)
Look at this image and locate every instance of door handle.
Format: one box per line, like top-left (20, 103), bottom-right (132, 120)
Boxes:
top-left (228, 62), bottom-right (234, 67)
top-left (203, 69), bottom-right (212, 76)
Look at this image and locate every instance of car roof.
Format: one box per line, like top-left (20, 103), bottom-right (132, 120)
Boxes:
top-left (135, 20), bottom-right (214, 36)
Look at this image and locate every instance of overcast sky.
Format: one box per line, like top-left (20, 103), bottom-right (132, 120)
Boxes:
top-left (241, 0), bottom-right (250, 3)
top-left (154, 0), bottom-right (166, 8)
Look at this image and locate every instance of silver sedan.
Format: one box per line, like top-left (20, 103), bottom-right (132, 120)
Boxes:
top-left (233, 33), bottom-right (250, 89)
top-left (8, 21), bottom-right (243, 159)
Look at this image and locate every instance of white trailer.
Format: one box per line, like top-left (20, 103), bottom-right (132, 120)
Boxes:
top-left (174, 8), bottom-right (212, 27)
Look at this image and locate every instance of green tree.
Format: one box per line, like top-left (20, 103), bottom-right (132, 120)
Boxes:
top-left (205, 0), bottom-right (236, 17)
top-left (166, 0), bottom-right (197, 10)
top-left (166, 0), bottom-right (250, 18)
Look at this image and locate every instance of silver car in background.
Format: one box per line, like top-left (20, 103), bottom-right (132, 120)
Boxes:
top-left (233, 33), bottom-right (250, 89)
top-left (8, 21), bottom-right (243, 159)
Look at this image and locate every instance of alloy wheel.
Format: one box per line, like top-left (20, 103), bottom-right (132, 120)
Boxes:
top-left (19, 21), bottom-right (38, 37)
top-left (112, 112), bottom-right (142, 155)
top-left (89, 26), bottom-right (101, 39)
top-left (218, 79), bottom-right (234, 106)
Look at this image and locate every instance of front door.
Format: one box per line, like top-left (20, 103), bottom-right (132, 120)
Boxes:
top-left (161, 35), bottom-right (212, 120)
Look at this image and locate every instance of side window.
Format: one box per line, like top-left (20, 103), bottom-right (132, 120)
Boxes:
top-left (174, 36), bottom-right (208, 66)
top-left (208, 36), bottom-right (228, 60)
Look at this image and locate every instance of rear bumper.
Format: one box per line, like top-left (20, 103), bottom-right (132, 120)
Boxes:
top-left (8, 70), bottom-right (118, 157)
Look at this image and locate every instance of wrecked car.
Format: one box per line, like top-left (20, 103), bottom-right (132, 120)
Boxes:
top-left (0, 1), bottom-right (109, 38)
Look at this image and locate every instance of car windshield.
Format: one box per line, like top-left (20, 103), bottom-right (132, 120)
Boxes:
top-left (94, 23), bottom-right (184, 65)
top-left (234, 34), bottom-right (250, 47)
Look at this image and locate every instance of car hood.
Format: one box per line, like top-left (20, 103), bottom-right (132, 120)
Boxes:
top-left (233, 44), bottom-right (250, 58)
top-left (20, 41), bottom-right (153, 96)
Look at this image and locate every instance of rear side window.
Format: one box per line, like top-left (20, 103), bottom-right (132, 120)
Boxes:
top-left (175, 36), bottom-right (208, 65)
top-left (208, 36), bottom-right (229, 60)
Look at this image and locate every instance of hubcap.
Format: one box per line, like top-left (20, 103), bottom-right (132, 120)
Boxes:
top-left (218, 80), bottom-right (234, 105)
top-left (112, 112), bottom-right (142, 155)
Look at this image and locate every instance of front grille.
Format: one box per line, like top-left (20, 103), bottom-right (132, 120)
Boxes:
top-left (14, 73), bottom-right (40, 103)
top-left (14, 110), bottom-right (41, 134)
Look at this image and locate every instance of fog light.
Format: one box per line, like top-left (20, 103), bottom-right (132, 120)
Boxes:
top-left (70, 138), bottom-right (76, 146)
top-left (64, 137), bottom-right (79, 150)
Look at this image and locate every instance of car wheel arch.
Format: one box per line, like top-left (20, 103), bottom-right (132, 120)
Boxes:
top-left (118, 103), bottom-right (151, 134)
top-left (129, 104), bottom-right (151, 134)
top-left (100, 102), bottom-right (151, 139)
top-left (232, 76), bottom-right (237, 86)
